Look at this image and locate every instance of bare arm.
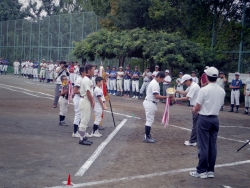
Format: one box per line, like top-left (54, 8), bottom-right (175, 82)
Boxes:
top-left (154, 93), bottom-right (167, 100)
top-left (98, 97), bottom-right (107, 110)
top-left (193, 103), bottom-right (201, 114)
top-left (73, 86), bottom-right (80, 95)
top-left (176, 90), bottom-right (188, 96)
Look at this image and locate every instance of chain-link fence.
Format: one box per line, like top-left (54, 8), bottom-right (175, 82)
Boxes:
top-left (0, 12), bottom-right (100, 63)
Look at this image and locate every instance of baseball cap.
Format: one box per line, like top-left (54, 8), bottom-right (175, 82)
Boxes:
top-left (179, 72), bottom-right (183, 75)
top-left (181, 74), bottom-right (192, 83)
top-left (146, 67), bottom-right (149, 69)
top-left (135, 66), bottom-right (138, 68)
top-left (191, 71), bottom-right (196, 73)
top-left (165, 70), bottom-right (169, 73)
top-left (126, 64), bottom-right (130, 67)
top-left (219, 71), bottom-right (224, 74)
top-left (205, 67), bottom-right (219, 77)
top-left (155, 65), bottom-right (159, 68)
top-left (119, 66), bottom-right (123, 69)
top-left (113, 66), bottom-right (116, 68)
top-left (235, 72), bottom-right (240, 76)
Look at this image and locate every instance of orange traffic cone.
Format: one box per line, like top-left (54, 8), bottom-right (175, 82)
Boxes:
top-left (66, 174), bottom-right (72, 186)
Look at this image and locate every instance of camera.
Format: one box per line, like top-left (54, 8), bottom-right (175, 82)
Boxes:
top-left (64, 64), bottom-right (68, 68)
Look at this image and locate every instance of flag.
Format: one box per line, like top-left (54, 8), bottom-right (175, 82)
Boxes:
top-left (162, 97), bottom-right (170, 127)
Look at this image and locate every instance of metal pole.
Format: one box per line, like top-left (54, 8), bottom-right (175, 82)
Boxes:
top-left (211, 2), bottom-right (217, 51)
top-left (58, 15), bottom-right (60, 61)
top-left (82, 12), bottom-right (85, 40)
top-left (238, 0), bottom-right (246, 73)
top-left (14, 20), bottom-right (16, 59)
top-left (38, 19), bottom-right (40, 62)
top-left (69, 14), bottom-right (72, 56)
top-left (48, 16), bottom-right (50, 61)
top-left (0, 22), bottom-right (2, 57)
top-left (30, 22), bottom-right (32, 59)
top-left (6, 20), bottom-right (8, 58)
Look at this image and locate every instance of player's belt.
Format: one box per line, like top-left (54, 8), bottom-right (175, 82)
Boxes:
top-left (80, 95), bottom-right (84, 98)
top-left (246, 89), bottom-right (250, 91)
top-left (145, 99), bottom-right (157, 104)
top-left (117, 79), bottom-right (122, 80)
top-left (232, 89), bottom-right (239, 91)
top-left (133, 79), bottom-right (139, 81)
top-left (144, 81), bottom-right (149, 82)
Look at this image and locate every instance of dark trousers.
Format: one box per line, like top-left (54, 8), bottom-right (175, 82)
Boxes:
top-left (54, 84), bottom-right (60, 106)
top-left (196, 115), bottom-right (219, 173)
top-left (189, 112), bottom-right (198, 143)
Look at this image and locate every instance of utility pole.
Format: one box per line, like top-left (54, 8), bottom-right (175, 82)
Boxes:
top-left (238, 0), bottom-right (246, 73)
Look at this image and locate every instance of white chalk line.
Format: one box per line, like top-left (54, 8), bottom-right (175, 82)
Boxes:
top-left (169, 124), bottom-right (246, 143)
top-left (75, 119), bottom-right (128, 177)
top-left (45, 159), bottom-right (250, 188)
top-left (25, 80), bottom-right (56, 87)
top-left (220, 126), bottom-right (250, 130)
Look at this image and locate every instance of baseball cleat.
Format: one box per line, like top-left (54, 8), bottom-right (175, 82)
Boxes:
top-left (207, 171), bottom-right (214, 178)
top-left (85, 133), bottom-right (92, 138)
top-left (79, 138), bottom-right (92, 145)
top-left (59, 121), bottom-right (68, 126)
top-left (184, 141), bottom-right (197, 146)
top-left (143, 137), bottom-right (156, 143)
top-left (98, 126), bottom-right (105, 130)
top-left (72, 132), bottom-right (81, 138)
top-left (132, 96), bottom-right (135, 99)
top-left (189, 171), bottom-right (208, 179)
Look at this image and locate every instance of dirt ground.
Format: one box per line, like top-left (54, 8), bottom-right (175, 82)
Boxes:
top-left (0, 74), bottom-right (250, 188)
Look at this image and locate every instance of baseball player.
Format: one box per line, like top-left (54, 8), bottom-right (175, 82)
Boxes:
top-left (78, 64), bottom-right (95, 146)
top-left (116, 66), bottom-right (124, 96)
top-left (139, 67), bottom-right (152, 99)
top-left (143, 71), bottom-right (169, 143)
top-left (131, 66), bottom-right (141, 99)
top-left (24, 59), bottom-right (29, 78)
top-left (2, 59), bottom-right (9, 75)
top-left (72, 66), bottom-right (85, 138)
top-left (0, 58), bottom-right (3, 75)
top-left (45, 61), bottom-right (50, 83)
top-left (92, 65), bottom-right (99, 88)
top-left (89, 76), bottom-right (107, 137)
top-left (28, 59), bottom-right (34, 79)
top-left (123, 65), bottom-right (133, 97)
top-left (53, 61), bottom-right (70, 108)
top-left (162, 70), bottom-right (172, 103)
top-left (21, 60), bottom-right (25, 77)
top-left (53, 61), bottom-right (59, 82)
top-left (58, 75), bottom-right (69, 126)
top-left (105, 65), bottom-right (111, 93)
top-left (33, 59), bottom-right (39, 81)
top-left (175, 72), bottom-right (184, 99)
top-left (152, 65), bottom-right (159, 78)
top-left (229, 72), bottom-right (242, 113)
top-left (109, 66), bottom-right (117, 95)
top-left (172, 74), bottom-right (200, 146)
top-left (243, 71), bottom-right (250, 115)
top-left (48, 61), bottom-right (54, 83)
top-left (190, 67), bottom-right (225, 179)
top-left (40, 59), bottom-right (46, 82)
top-left (13, 59), bottom-right (20, 77)
top-left (69, 62), bottom-right (75, 84)
top-left (74, 62), bottom-right (80, 82)
top-left (201, 66), bottom-right (209, 87)
top-left (191, 71), bottom-right (199, 84)
top-left (216, 71), bottom-right (227, 111)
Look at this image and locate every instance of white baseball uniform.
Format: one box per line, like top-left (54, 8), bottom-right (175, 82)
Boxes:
top-left (59, 84), bottom-right (69, 116)
top-left (245, 77), bottom-right (250, 108)
top-left (73, 77), bottom-right (82, 125)
top-left (116, 71), bottom-right (124, 91)
top-left (13, 61), bottom-right (20, 75)
top-left (192, 76), bottom-right (199, 84)
top-left (143, 79), bottom-right (160, 127)
top-left (94, 86), bottom-right (105, 125)
top-left (53, 64), bottom-right (58, 79)
top-left (40, 62), bottom-right (46, 79)
top-left (24, 61), bottom-right (29, 76)
top-left (79, 76), bottom-right (94, 132)
top-left (152, 71), bottom-right (159, 78)
top-left (48, 64), bottom-right (54, 80)
top-left (74, 65), bottom-right (80, 82)
top-left (140, 71), bottom-right (152, 94)
top-left (176, 78), bottom-right (184, 98)
top-left (29, 62), bottom-right (33, 75)
top-left (21, 62), bottom-right (25, 75)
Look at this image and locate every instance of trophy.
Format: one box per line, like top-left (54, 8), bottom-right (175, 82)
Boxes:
top-left (166, 87), bottom-right (176, 106)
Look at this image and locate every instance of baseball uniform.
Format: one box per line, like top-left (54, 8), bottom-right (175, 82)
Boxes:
top-left (116, 70), bottom-right (124, 95)
top-left (33, 61), bottom-right (39, 81)
top-left (109, 69), bottom-right (117, 95)
top-left (124, 69), bottom-right (133, 96)
top-left (132, 70), bottom-right (141, 99)
top-left (244, 76), bottom-right (250, 113)
top-left (13, 61), bottom-right (20, 76)
top-left (176, 78), bottom-right (184, 98)
top-left (40, 62), bottom-right (46, 81)
top-left (139, 70), bottom-right (152, 98)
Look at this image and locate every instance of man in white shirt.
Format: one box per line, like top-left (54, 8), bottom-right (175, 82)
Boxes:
top-left (28, 60), bottom-right (33, 79)
top-left (21, 60), bottom-right (25, 77)
top-left (143, 72), bottom-right (169, 143)
top-left (190, 67), bottom-right (225, 179)
top-left (48, 61), bottom-right (54, 83)
top-left (152, 65), bottom-right (159, 78)
top-left (216, 71), bottom-right (227, 111)
top-left (162, 70), bottom-right (172, 103)
top-left (139, 67), bottom-right (152, 99)
top-left (24, 59), bottom-right (30, 78)
top-left (13, 60), bottom-right (20, 77)
top-left (175, 72), bottom-right (184, 98)
top-left (172, 74), bottom-right (200, 146)
top-left (78, 64), bottom-right (95, 146)
top-left (53, 61), bottom-right (69, 108)
top-left (116, 66), bottom-right (124, 96)
top-left (39, 59), bottom-right (46, 82)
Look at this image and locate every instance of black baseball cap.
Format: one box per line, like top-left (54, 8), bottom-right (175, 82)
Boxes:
top-left (135, 66), bottom-right (138, 68)
top-left (113, 66), bottom-right (116, 68)
top-left (146, 67), bottom-right (149, 69)
top-left (179, 72), bottom-right (183, 75)
top-left (126, 64), bottom-right (130, 67)
top-left (219, 71), bottom-right (224, 74)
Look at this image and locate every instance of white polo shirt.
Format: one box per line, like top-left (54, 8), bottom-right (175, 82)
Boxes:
top-left (192, 76), bottom-right (199, 84)
top-left (185, 81), bottom-right (200, 106)
top-left (13, 61), bottom-right (20, 67)
top-left (152, 71), bottom-right (159, 78)
top-left (196, 83), bottom-right (225, 116)
top-left (145, 79), bottom-right (160, 103)
top-left (94, 86), bottom-right (105, 103)
top-left (80, 76), bottom-right (93, 97)
top-left (163, 75), bottom-right (171, 85)
top-left (117, 71), bottom-right (124, 79)
top-left (55, 67), bottom-right (68, 84)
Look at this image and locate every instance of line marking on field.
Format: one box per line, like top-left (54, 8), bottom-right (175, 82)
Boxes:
top-left (25, 81), bottom-right (55, 87)
top-left (46, 160), bottom-right (250, 188)
top-left (169, 124), bottom-right (246, 143)
top-left (220, 126), bottom-right (250, 130)
top-left (104, 110), bottom-right (141, 119)
top-left (75, 119), bottom-right (128, 177)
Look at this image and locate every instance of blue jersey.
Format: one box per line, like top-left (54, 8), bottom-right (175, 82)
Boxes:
top-left (33, 62), bottom-right (39, 68)
top-left (132, 71), bottom-right (141, 80)
top-left (109, 70), bottom-right (117, 80)
top-left (231, 79), bottom-right (242, 89)
top-left (124, 69), bottom-right (133, 79)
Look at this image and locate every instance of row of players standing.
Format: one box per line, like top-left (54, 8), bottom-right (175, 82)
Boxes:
top-left (0, 58), bottom-right (9, 75)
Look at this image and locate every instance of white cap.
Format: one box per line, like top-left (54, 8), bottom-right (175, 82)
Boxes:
top-left (155, 65), bottom-right (159, 68)
top-left (165, 70), bottom-right (169, 73)
top-left (235, 72), bottom-right (240, 76)
top-left (205, 67), bottom-right (219, 77)
top-left (181, 74), bottom-right (192, 83)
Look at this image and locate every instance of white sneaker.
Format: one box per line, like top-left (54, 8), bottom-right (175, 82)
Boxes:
top-left (91, 130), bottom-right (102, 137)
top-left (113, 93), bottom-right (116, 95)
top-left (207, 171), bottom-right (214, 178)
top-left (72, 131), bottom-right (80, 138)
top-left (85, 132), bottom-right (92, 138)
top-left (132, 96), bottom-right (135, 99)
top-left (190, 171), bottom-right (207, 179)
top-left (135, 96), bottom-right (138, 99)
top-left (184, 141), bottom-right (197, 146)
